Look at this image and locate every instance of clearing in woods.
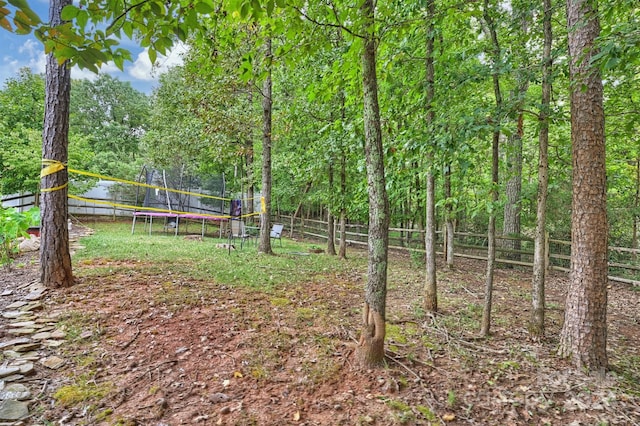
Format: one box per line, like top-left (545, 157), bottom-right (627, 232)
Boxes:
top-left (2, 221), bottom-right (639, 425)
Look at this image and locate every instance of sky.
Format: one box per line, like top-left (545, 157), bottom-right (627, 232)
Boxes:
top-left (0, 1), bottom-right (185, 94)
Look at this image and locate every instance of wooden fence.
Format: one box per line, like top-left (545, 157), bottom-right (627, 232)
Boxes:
top-left (278, 214), bottom-right (640, 286)
top-left (4, 192), bottom-right (639, 286)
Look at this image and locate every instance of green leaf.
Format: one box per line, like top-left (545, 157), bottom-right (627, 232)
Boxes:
top-left (61, 5), bottom-right (78, 20)
top-left (148, 47), bottom-right (157, 64)
top-left (195, 1), bottom-right (215, 14)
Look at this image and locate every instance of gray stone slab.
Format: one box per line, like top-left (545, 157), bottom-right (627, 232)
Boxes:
top-left (0, 399), bottom-right (29, 420)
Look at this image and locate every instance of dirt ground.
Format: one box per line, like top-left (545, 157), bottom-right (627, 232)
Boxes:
top-left (2, 226), bottom-right (640, 425)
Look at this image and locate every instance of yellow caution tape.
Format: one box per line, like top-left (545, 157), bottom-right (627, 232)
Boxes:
top-left (41, 182), bottom-right (69, 193)
top-left (68, 168), bottom-right (229, 202)
top-left (68, 195), bottom-right (262, 220)
top-left (40, 160), bottom-right (262, 218)
top-left (261, 196), bottom-right (266, 213)
top-left (41, 159), bottom-right (66, 178)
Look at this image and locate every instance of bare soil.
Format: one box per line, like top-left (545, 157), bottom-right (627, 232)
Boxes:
top-left (2, 227), bottom-right (640, 425)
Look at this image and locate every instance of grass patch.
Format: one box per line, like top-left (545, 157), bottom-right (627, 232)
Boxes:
top-left (53, 373), bottom-right (113, 408)
top-left (74, 221), bottom-right (366, 290)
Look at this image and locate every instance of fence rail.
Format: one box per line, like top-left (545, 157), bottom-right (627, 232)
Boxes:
top-left (279, 214), bottom-right (640, 286)
top-left (4, 192), bottom-right (639, 285)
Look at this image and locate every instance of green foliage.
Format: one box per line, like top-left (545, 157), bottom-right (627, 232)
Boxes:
top-left (0, 206), bottom-right (39, 269)
top-left (53, 373), bottom-right (113, 407)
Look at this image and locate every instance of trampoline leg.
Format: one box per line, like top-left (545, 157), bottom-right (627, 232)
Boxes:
top-left (131, 215), bottom-right (137, 234)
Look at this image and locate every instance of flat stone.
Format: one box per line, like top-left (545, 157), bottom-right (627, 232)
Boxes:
top-left (0, 290), bottom-right (13, 297)
top-left (22, 302), bottom-right (43, 311)
top-left (79, 331), bottom-right (93, 340)
top-left (4, 302), bottom-right (27, 310)
top-left (43, 340), bottom-right (65, 348)
top-left (0, 384), bottom-right (31, 401)
top-left (0, 338), bottom-right (30, 350)
top-left (8, 322), bottom-right (36, 329)
top-left (0, 399), bottom-right (29, 420)
top-left (15, 364), bottom-right (34, 376)
top-left (1, 312), bottom-right (27, 320)
top-left (31, 332), bottom-right (52, 341)
top-left (0, 368), bottom-right (20, 379)
top-left (15, 352), bottom-right (39, 361)
top-left (1, 374), bottom-right (23, 383)
top-left (2, 351), bottom-right (21, 359)
top-left (50, 330), bottom-right (66, 339)
top-left (7, 329), bottom-right (36, 336)
top-left (41, 356), bottom-right (65, 370)
top-left (24, 290), bottom-right (45, 301)
top-left (11, 343), bottom-right (40, 352)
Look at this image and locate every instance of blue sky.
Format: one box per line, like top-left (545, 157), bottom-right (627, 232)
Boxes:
top-left (0, 1), bottom-right (185, 94)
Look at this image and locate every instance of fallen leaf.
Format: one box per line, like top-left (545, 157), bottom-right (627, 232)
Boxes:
top-left (233, 371), bottom-right (243, 378)
top-left (443, 413), bottom-right (456, 422)
top-left (293, 411), bottom-right (301, 421)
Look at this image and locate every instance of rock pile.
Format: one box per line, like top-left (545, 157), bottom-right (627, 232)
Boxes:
top-left (0, 281), bottom-right (67, 423)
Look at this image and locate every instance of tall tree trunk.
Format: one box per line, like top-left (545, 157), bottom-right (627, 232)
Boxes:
top-left (633, 157), bottom-right (639, 256)
top-left (502, 9), bottom-right (530, 265)
top-left (502, 114), bottom-right (524, 263)
top-left (245, 145), bottom-right (254, 217)
top-left (530, 0), bottom-right (553, 339)
top-left (355, 0), bottom-right (390, 368)
top-left (258, 36), bottom-right (273, 254)
top-left (558, 0), bottom-right (608, 374)
top-left (289, 181), bottom-right (312, 238)
top-left (480, 0), bottom-right (503, 337)
top-left (424, 0), bottom-right (437, 314)
top-left (327, 162), bottom-right (337, 255)
top-left (339, 148), bottom-right (348, 259)
top-left (40, 0), bottom-right (73, 288)
top-left (444, 163), bottom-right (454, 269)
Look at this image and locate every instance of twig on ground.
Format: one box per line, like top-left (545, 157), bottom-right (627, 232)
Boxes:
top-left (120, 326), bottom-right (140, 349)
top-left (385, 351), bottom-right (422, 382)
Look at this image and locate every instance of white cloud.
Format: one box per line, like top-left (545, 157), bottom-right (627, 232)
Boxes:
top-left (129, 43), bottom-right (189, 81)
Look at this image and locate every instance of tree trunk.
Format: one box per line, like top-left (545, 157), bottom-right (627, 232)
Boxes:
top-left (502, 115), bottom-right (523, 263)
top-left (558, 0), bottom-right (608, 375)
top-left (327, 163), bottom-right (337, 255)
top-left (424, 0), bottom-right (437, 314)
top-left (633, 157), bottom-right (639, 257)
top-left (444, 163), bottom-right (454, 269)
top-left (355, 0), bottom-right (390, 368)
top-left (40, 0), bottom-right (74, 289)
top-left (480, 0), bottom-right (503, 337)
top-left (530, 0), bottom-right (553, 339)
top-left (245, 145), bottom-right (254, 217)
top-left (289, 181), bottom-right (312, 238)
top-left (258, 36), bottom-right (273, 255)
top-left (502, 9), bottom-right (530, 265)
top-left (339, 146), bottom-right (348, 259)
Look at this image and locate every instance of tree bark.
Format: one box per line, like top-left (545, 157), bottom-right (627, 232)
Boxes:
top-left (502, 9), bottom-right (531, 265)
top-left (558, 0), bottom-right (608, 374)
top-left (444, 163), bottom-right (454, 269)
top-left (327, 163), bottom-right (337, 255)
top-left (339, 150), bottom-right (348, 259)
top-left (355, 0), bottom-right (390, 368)
top-left (480, 0), bottom-right (503, 337)
top-left (258, 36), bottom-right (273, 255)
top-left (530, 0), bottom-right (553, 339)
top-left (424, 0), bottom-right (437, 314)
top-left (40, 0), bottom-right (74, 288)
